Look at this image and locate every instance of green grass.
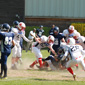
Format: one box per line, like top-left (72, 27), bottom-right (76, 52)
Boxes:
top-left (0, 50), bottom-right (85, 85)
top-left (0, 77), bottom-right (85, 85)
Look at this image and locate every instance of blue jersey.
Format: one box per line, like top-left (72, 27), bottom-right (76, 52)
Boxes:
top-left (50, 33), bottom-right (64, 55)
top-left (53, 33), bottom-right (64, 47)
top-left (49, 28), bottom-right (54, 35)
top-left (0, 32), bottom-right (14, 53)
top-left (36, 29), bottom-right (44, 37)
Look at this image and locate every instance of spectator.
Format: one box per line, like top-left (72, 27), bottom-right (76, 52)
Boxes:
top-left (36, 25), bottom-right (44, 37)
top-left (26, 28), bottom-right (36, 52)
top-left (49, 24), bottom-right (55, 35)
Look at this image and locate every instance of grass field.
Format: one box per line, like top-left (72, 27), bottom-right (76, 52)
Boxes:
top-left (0, 50), bottom-right (85, 85)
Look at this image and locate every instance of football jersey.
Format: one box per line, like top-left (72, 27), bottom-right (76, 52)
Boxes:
top-left (52, 33), bottom-right (64, 47)
top-left (63, 44), bottom-right (84, 59)
top-left (36, 29), bottom-right (44, 37)
top-left (63, 29), bottom-right (78, 41)
top-left (0, 32), bottom-right (14, 53)
top-left (12, 28), bottom-right (30, 43)
top-left (78, 36), bottom-right (85, 50)
top-left (34, 36), bottom-right (52, 49)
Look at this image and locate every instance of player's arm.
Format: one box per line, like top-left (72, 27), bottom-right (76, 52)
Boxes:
top-left (12, 40), bottom-right (15, 46)
top-left (61, 50), bottom-right (69, 61)
top-left (61, 38), bottom-right (66, 43)
top-left (48, 46), bottom-right (58, 60)
top-left (21, 34), bottom-right (31, 42)
top-left (34, 37), bottom-right (42, 44)
top-left (30, 32), bottom-right (42, 43)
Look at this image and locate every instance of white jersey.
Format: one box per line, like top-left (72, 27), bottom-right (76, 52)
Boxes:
top-left (63, 29), bottom-right (78, 41)
top-left (12, 28), bottom-right (30, 44)
top-left (68, 45), bottom-right (85, 59)
top-left (63, 44), bottom-right (85, 69)
top-left (62, 44), bottom-right (85, 60)
top-left (78, 36), bottom-right (85, 50)
top-left (28, 31), bottom-right (36, 40)
top-left (60, 42), bottom-right (85, 60)
top-left (33, 35), bottom-right (52, 49)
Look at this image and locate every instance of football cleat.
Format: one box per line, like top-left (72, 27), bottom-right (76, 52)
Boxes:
top-left (73, 73), bottom-right (76, 81)
top-left (2, 76), bottom-right (8, 80)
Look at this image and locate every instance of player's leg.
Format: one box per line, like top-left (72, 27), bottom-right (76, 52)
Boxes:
top-left (1, 53), bottom-right (10, 79)
top-left (30, 59), bottom-right (38, 68)
top-left (30, 47), bottom-right (43, 68)
top-left (11, 46), bottom-right (17, 69)
top-left (29, 47), bottom-right (39, 68)
top-left (16, 45), bottom-right (22, 64)
top-left (66, 59), bottom-right (77, 80)
top-left (46, 60), bottom-right (57, 70)
top-left (0, 58), bottom-right (4, 77)
top-left (0, 59), bottom-right (1, 63)
top-left (78, 58), bottom-right (85, 71)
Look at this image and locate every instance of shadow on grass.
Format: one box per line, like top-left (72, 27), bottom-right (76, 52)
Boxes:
top-left (31, 78), bottom-right (74, 82)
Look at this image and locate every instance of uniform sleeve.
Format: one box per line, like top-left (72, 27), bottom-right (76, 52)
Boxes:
top-left (60, 34), bottom-right (65, 40)
top-left (0, 32), bottom-right (3, 40)
top-left (21, 33), bottom-right (30, 42)
top-left (61, 51), bottom-right (69, 61)
top-left (12, 33), bottom-right (14, 39)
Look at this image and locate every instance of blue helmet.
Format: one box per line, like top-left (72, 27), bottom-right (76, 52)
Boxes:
top-left (58, 47), bottom-right (64, 54)
top-left (53, 26), bottom-right (59, 33)
top-left (2, 23), bottom-right (10, 31)
top-left (13, 21), bottom-right (19, 26)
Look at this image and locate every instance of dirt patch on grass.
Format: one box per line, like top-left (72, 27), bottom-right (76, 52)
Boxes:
top-left (6, 54), bottom-right (85, 81)
top-left (7, 65), bottom-right (85, 81)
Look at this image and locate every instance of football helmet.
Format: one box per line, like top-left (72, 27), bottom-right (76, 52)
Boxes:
top-left (57, 47), bottom-right (65, 55)
top-left (63, 29), bottom-right (69, 36)
top-left (68, 25), bottom-right (74, 34)
top-left (2, 23), bottom-right (10, 31)
top-left (18, 22), bottom-right (26, 30)
top-left (67, 38), bottom-right (75, 45)
top-left (13, 21), bottom-right (19, 26)
top-left (48, 35), bottom-right (54, 43)
top-left (53, 26), bottom-right (59, 33)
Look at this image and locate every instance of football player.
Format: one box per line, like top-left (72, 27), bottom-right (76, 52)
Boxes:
top-left (63, 25), bottom-right (79, 41)
top-left (0, 23), bottom-right (15, 79)
top-left (11, 22), bottom-right (31, 69)
top-left (29, 35), bottom-right (57, 69)
top-left (60, 38), bottom-right (85, 80)
top-left (50, 26), bottom-right (66, 56)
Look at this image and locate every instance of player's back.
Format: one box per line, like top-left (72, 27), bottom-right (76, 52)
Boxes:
top-left (0, 31), bottom-right (14, 53)
top-left (78, 36), bottom-right (85, 50)
top-left (67, 45), bottom-right (83, 59)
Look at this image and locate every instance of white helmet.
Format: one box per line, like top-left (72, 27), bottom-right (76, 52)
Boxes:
top-left (18, 22), bottom-right (26, 30)
top-left (41, 36), bottom-right (48, 42)
top-left (48, 35), bottom-right (54, 43)
top-left (67, 38), bottom-right (75, 45)
top-left (68, 25), bottom-right (75, 33)
top-left (63, 29), bottom-right (69, 36)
